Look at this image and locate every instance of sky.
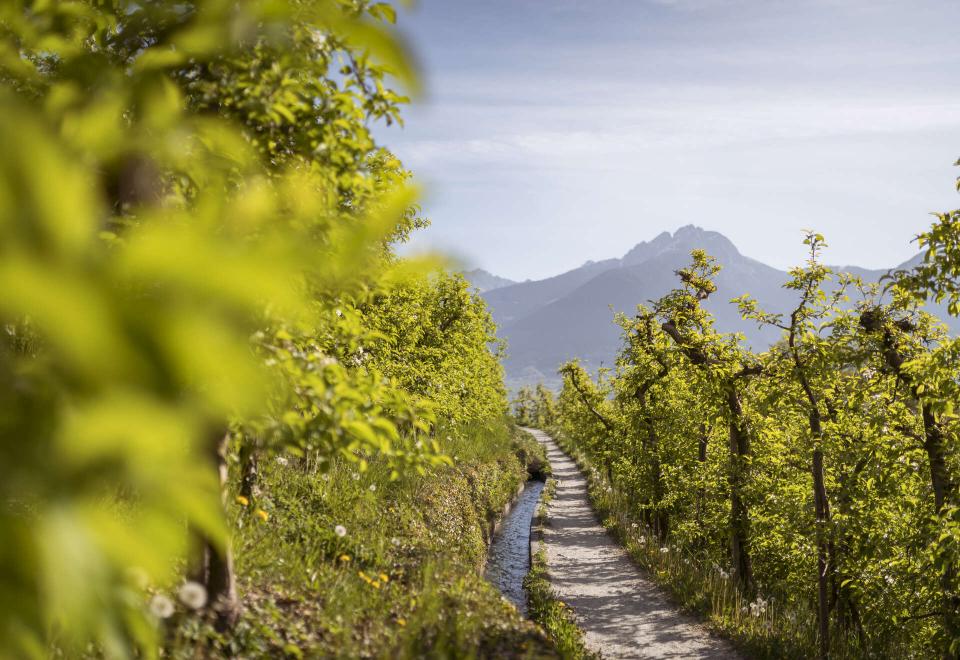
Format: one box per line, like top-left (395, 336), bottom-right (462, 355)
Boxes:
top-left (382, 0), bottom-right (960, 282)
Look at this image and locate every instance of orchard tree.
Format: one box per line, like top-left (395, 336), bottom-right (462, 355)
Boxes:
top-left (655, 250), bottom-right (762, 594)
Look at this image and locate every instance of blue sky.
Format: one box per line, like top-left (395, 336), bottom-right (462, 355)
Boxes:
top-left (384, 0), bottom-right (960, 281)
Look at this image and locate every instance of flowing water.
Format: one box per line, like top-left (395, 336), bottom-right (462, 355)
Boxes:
top-left (483, 479), bottom-right (545, 616)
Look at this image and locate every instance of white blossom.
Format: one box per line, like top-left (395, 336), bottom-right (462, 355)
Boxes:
top-left (149, 594), bottom-right (175, 619)
top-left (178, 581), bottom-right (208, 610)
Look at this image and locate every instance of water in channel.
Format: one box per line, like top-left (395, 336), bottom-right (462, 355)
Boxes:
top-left (484, 479), bottom-right (545, 617)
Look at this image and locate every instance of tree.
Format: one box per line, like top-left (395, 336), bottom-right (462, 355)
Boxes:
top-left (655, 250), bottom-right (761, 594)
top-left (0, 0), bottom-right (448, 654)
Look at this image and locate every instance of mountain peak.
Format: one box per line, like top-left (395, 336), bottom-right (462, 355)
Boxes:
top-left (462, 268), bottom-right (516, 293)
top-left (621, 225), bottom-right (740, 266)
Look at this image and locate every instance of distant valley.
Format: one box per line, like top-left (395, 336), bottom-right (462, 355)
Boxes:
top-left (466, 225), bottom-right (957, 390)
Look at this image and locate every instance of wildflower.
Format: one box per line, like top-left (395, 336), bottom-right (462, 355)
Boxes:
top-left (178, 581), bottom-right (208, 610)
top-left (352, 473), bottom-right (360, 481)
top-left (335, 525), bottom-right (347, 537)
top-left (397, 617), bottom-right (407, 627)
top-left (379, 573), bottom-right (390, 583)
top-left (276, 456), bottom-right (289, 466)
top-left (659, 547), bottom-right (669, 554)
top-left (256, 509), bottom-right (269, 522)
top-left (391, 537), bottom-right (400, 546)
top-left (339, 554), bottom-right (351, 563)
top-left (149, 594), bottom-right (175, 619)
top-left (369, 484), bottom-right (377, 492)
top-left (235, 495), bottom-right (249, 507)
top-left (719, 570), bottom-right (729, 580)
top-left (359, 570), bottom-right (370, 581)
top-left (371, 580), bottom-right (381, 589)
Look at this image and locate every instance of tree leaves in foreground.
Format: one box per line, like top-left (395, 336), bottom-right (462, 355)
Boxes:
top-left (0, 1), bottom-right (507, 657)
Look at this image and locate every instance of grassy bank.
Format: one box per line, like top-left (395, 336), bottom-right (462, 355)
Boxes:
top-left (523, 477), bottom-right (597, 660)
top-left (164, 421), bottom-right (558, 659)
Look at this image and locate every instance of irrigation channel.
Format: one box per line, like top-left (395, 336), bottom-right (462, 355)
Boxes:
top-left (483, 479), bottom-right (545, 616)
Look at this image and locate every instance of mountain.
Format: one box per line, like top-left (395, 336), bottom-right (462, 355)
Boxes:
top-left (484, 226), bottom-right (956, 391)
top-left (463, 268), bottom-right (517, 293)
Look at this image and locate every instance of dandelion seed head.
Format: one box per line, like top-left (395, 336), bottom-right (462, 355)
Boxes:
top-left (149, 594), bottom-right (175, 619)
top-left (178, 581), bottom-right (208, 610)
top-left (335, 524), bottom-right (347, 537)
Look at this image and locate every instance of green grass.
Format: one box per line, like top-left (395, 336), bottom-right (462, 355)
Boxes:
top-left (165, 420), bottom-right (560, 659)
top-left (523, 477), bottom-right (598, 660)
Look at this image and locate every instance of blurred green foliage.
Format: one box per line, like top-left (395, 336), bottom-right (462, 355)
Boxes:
top-left (0, 1), bottom-right (508, 657)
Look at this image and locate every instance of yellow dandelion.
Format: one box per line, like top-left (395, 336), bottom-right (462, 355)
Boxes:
top-left (397, 618), bottom-right (407, 627)
top-left (235, 495), bottom-right (249, 507)
top-left (256, 509), bottom-right (269, 522)
top-left (358, 570), bottom-right (370, 582)
top-left (379, 573), bottom-right (389, 583)
top-left (371, 580), bottom-right (381, 589)
top-left (339, 554), bottom-right (351, 563)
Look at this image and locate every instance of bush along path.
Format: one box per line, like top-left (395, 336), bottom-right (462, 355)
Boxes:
top-left (525, 429), bottom-right (740, 660)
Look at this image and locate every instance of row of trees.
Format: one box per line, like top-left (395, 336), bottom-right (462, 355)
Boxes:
top-left (547, 212), bottom-right (960, 657)
top-left (0, 1), bottom-right (507, 657)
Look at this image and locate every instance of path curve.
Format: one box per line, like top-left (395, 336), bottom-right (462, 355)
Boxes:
top-left (527, 429), bottom-right (740, 660)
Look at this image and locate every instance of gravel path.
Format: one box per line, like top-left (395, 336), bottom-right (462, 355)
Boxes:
top-left (528, 429), bottom-right (740, 660)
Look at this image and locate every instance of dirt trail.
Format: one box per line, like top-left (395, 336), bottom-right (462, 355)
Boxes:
top-left (528, 429), bottom-right (740, 660)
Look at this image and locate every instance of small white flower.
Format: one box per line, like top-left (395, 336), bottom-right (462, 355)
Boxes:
top-left (276, 456), bottom-right (289, 466)
top-left (368, 484), bottom-right (377, 492)
top-left (178, 581), bottom-right (208, 610)
top-left (149, 594), bottom-right (175, 619)
top-left (659, 547), bottom-right (669, 554)
top-left (352, 473), bottom-right (360, 481)
top-left (391, 537), bottom-right (400, 546)
top-left (335, 525), bottom-right (347, 537)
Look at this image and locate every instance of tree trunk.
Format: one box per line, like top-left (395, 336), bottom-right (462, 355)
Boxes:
top-left (239, 440), bottom-right (259, 502)
top-left (812, 442), bottom-right (831, 660)
top-left (921, 403), bottom-right (960, 654)
top-left (190, 429), bottom-right (239, 630)
top-left (725, 385), bottom-right (754, 595)
top-left (695, 423), bottom-right (708, 539)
